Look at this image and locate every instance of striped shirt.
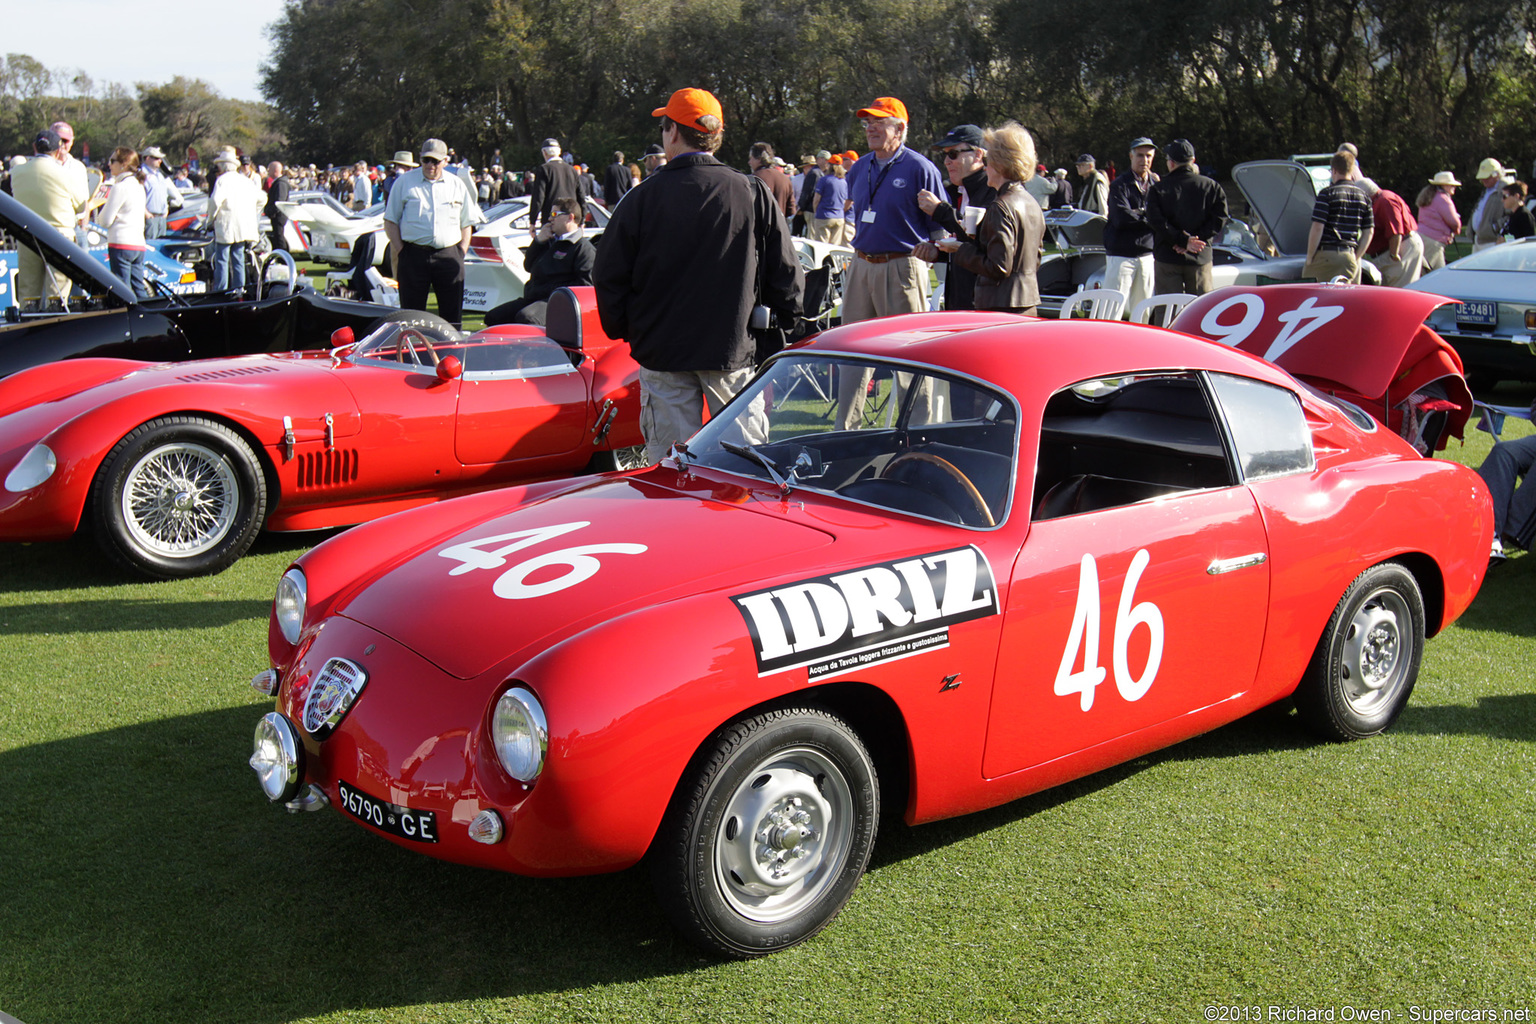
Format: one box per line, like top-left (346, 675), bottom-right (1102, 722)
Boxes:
top-left (1311, 182), bottom-right (1372, 251)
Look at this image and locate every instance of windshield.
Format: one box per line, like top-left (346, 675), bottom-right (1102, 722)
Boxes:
top-left (1449, 242), bottom-right (1536, 273)
top-left (685, 355), bottom-right (1018, 528)
top-left (348, 319), bottom-right (466, 368)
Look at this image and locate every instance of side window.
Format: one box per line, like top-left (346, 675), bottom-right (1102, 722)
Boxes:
top-left (1207, 373), bottom-right (1314, 480)
top-left (1033, 373), bottom-right (1235, 521)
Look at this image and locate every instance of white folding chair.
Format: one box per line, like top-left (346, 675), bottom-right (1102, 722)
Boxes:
top-left (1058, 287), bottom-right (1128, 321)
top-left (1130, 293), bottom-right (1197, 327)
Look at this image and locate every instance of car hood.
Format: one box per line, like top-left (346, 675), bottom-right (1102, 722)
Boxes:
top-left (1231, 161), bottom-right (1317, 256)
top-left (277, 201), bottom-right (379, 233)
top-left (0, 191), bottom-right (136, 305)
top-left (332, 474), bottom-right (837, 679)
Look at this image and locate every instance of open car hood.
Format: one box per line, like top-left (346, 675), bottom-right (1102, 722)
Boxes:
top-left (0, 191), bottom-right (136, 305)
top-left (1231, 161), bottom-right (1318, 257)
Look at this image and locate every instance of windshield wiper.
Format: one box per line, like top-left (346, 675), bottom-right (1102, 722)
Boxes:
top-left (720, 441), bottom-right (792, 496)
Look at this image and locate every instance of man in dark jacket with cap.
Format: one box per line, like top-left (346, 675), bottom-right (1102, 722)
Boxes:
top-left (1146, 138), bottom-right (1228, 295)
top-left (911, 124), bottom-right (996, 312)
top-left (529, 138), bottom-right (581, 229)
top-left (594, 87), bottom-right (803, 464)
top-left (1103, 137), bottom-right (1160, 312)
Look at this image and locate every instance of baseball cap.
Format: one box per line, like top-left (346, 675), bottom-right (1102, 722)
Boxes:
top-left (842, 150), bottom-right (859, 165)
top-left (32, 129), bottom-right (60, 154)
top-left (420, 138), bottom-right (450, 162)
top-left (935, 124), bottom-right (985, 149)
top-left (643, 144), bottom-right (665, 157)
top-left (1165, 139), bottom-right (1196, 163)
top-left (541, 138), bottom-right (560, 148)
top-left (143, 146), bottom-right (166, 159)
top-left (1476, 158), bottom-right (1504, 179)
top-left (652, 88), bottom-right (723, 131)
top-left (1129, 137), bottom-right (1156, 151)
top-left (857, 97), bottom-right (908, 122)
top-left (1076, 153), bottom-right (1095, 165)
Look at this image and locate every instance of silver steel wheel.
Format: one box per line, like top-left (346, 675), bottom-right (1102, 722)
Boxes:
top-left (1338, 586), bottom-right (1412, 717)
top-left (712, 746), bottom-right (855, 924)
top-left (120, 441), bottom-right (239, 557)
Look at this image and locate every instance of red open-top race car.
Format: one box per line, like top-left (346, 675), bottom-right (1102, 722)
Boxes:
top-left (0, 288), bottom-right (641, 578)
top-left (246, 284), bottom-right (1490, 957)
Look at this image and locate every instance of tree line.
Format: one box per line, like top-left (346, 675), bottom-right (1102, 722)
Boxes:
top-left (6, 0), bottom-right (1534, 209)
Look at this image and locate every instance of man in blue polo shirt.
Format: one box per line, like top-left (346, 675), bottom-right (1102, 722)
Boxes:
top-left (834, 95), bottom-right (945, 430)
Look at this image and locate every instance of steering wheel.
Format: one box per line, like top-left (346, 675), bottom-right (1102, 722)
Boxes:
top-left (395, 327), bottom-right (440, 366)
top-left (259, 249), bottom-right (299, 298)
top-left (880, 452), bottom-right (995, 527)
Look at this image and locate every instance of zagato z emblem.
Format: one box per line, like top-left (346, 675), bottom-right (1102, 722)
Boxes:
top-left (940, 674), bottom-right (961, 692)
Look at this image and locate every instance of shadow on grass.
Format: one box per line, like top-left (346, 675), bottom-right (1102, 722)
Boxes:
top-left (1394, 693), bottom-right (1536, 741)
top-left (869, 700), bottom-right (1306, 872)
top-left (1449, 551), bottom-right (1536, 638)
top-left (0, 705), bottom-right (713, 1024)
top-left (0, 597), bottom-right (272, 633)
top-left (0, 531), bottom-right (322, 595)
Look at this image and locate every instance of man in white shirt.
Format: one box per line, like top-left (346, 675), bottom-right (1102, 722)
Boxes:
top-left (207, 153), bottom-right (265, 293)
top-left (352, 161), bottom-right (373, 210)
top-left (383, 138), bottom-right (481, 328)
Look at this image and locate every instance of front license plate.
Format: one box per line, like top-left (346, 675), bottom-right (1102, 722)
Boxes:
top-left (1456, 300), bottom-right (1499, 328)
top-left (337, 780), bottom-right (438, 843)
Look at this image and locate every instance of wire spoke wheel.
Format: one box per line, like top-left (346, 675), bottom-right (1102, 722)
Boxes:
top-left (92, 417), bottom-right (267, 579)
top-left (121, 442), bottom-right (240, 557)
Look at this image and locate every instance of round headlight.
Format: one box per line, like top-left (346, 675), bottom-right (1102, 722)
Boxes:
top-left (250, 712), bottom-right (303, 802)
top-left (274, 568), bottom-right (307, 645)
top-left (492, 686), bottom-right (548, 783)
top-left (4, 444), bottom-right (56, 493)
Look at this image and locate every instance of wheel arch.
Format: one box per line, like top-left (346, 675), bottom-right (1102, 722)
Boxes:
top-left (650, 680), bottom-right (914, 848)
top-left (1386, 551), bottom-right (1445, 637)
top-left (105, 407), bottom-right (281, 525)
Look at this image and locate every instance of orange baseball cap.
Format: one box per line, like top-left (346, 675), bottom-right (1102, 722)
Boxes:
top-left (652, 88), bottom-right (723, 131)
top-left (843, 150), bottom-right (859, 164)
top-left (828, 154), bottom-right (843, 165)
top-left (856, 96), bottom-right (908, 121)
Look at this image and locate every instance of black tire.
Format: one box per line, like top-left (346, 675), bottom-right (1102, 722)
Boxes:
top-left (365, 308), bottom-right (456, 333)
top-left (651, 707), bottom-right (878, 957)
top-left (1296, 562), bottom-right (1425, 740)
top-left (90, 416), bottom-right (268, 579)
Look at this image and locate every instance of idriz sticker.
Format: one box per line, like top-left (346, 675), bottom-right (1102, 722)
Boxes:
top-left (733, 546), bottom-right (999, 678)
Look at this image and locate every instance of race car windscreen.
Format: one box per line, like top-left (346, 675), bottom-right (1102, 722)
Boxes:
top-left (684, 355), bottom-right (1018, 529)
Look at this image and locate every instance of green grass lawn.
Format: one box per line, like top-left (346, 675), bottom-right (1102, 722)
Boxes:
top-left (1, 395), bottom-right (1533, 1023)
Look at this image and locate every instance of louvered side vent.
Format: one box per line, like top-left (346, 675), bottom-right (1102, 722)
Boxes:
top-left (175, 365), bottom-right (283, 383)
top-left (295, 449), bottom-right (360, 489)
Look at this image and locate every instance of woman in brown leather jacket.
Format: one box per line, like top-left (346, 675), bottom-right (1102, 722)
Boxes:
top-left (914, 122), bottom-right (1044, 314)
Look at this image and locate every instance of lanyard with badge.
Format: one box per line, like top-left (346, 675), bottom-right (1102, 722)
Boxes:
top-left (862, 151), bottom-right (902, 224)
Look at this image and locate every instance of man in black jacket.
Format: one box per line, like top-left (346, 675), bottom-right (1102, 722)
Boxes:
top-left (911, 124), bottom-right (995, 312)
top-left (1103, 137), bottom-right (1159, 312)
top-left (264, 161), bottom-right (291, 252)
top-left (603, 151), bottom-right (631, 208)
top-left (529, 138), bottom-right (581, 230)
top-left (484, 197), bottom-right (596, 326)
top-left (594, 87), bottom-right (803, 464)
top-left (1146, 138), bottom-right (1228, 295)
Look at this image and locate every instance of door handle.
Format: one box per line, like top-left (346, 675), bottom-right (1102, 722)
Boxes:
top-left (1207, 552), bottom-right (1267, 575)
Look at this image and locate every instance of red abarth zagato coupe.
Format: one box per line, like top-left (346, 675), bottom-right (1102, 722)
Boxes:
top-left (247, 285), bottom-right (1491, 957)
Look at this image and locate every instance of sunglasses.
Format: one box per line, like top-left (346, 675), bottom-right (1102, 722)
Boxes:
top-left (421, 157), bottom-right (444, 165)
top-left (942, 148), bottom-right (976, 160)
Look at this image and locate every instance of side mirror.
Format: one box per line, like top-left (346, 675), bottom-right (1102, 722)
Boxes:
top-left (436, 356), bottom-right (463, 382)
top-left (330, 326), bottom-right (355, 347)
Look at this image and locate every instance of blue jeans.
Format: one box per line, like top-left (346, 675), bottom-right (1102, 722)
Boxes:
top-left (211, 241), bottom-right (248, 293)
top-left (108, 246), bottom-right (148, 299)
